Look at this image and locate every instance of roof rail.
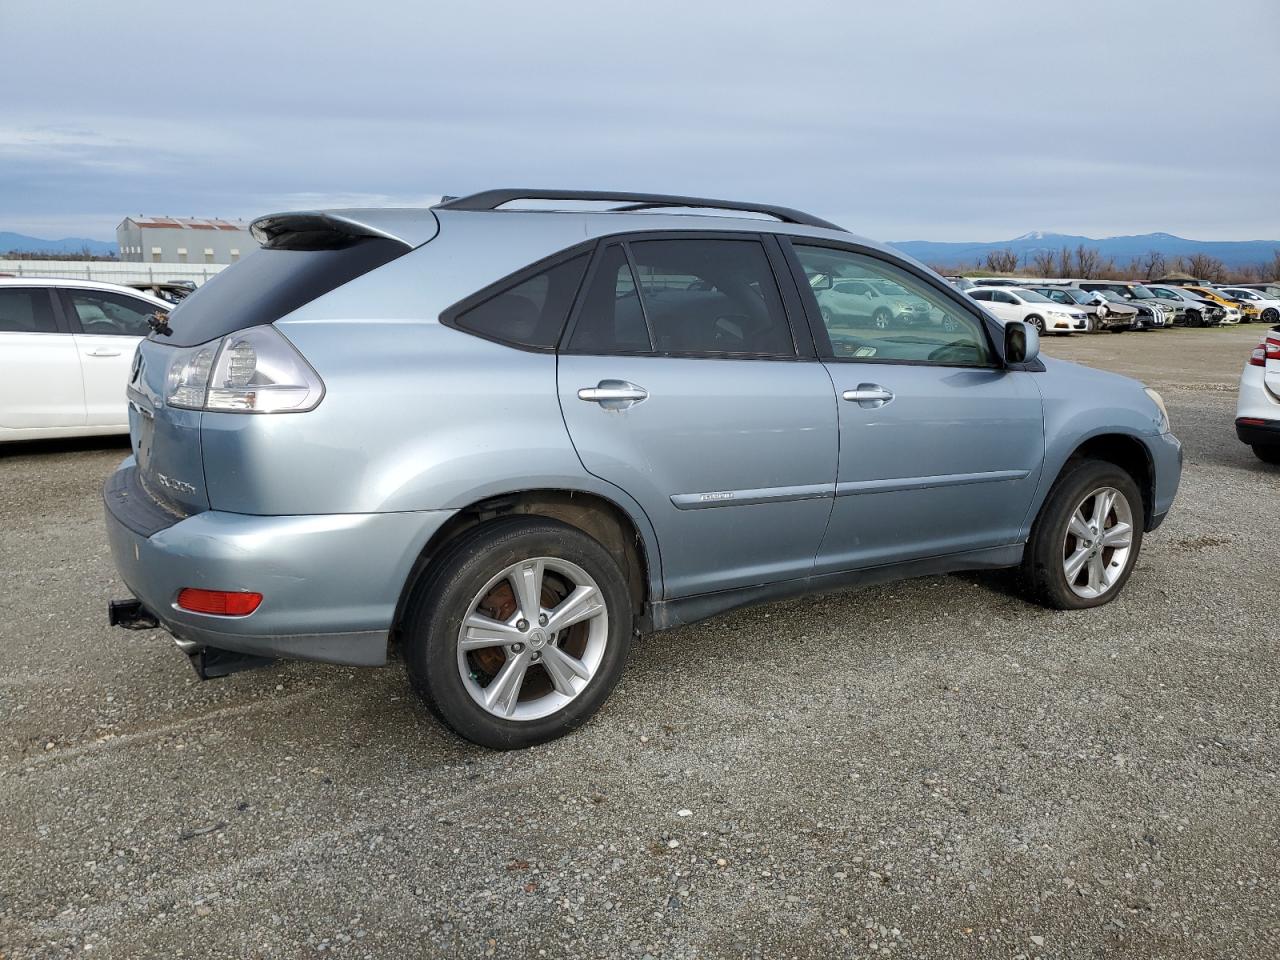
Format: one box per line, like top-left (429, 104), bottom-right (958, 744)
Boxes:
top-left (434, 189), bottom-right (845, 232)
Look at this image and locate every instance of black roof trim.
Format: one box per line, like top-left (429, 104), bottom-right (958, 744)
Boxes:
top-left (435, 189), bottom-right (846, 232)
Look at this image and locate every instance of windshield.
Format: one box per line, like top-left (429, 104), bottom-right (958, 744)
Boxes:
top-left (1227, 289), bottom-right (1259, 300)
top-left (1097, 290), bottom-right (1128, 303)
top-left (1012, 289), bottom-right (1053, 303)
top-left (1128, 285), bottom-right (1155, 299)
top-left (1057, 289), bottom-right (1091, 304)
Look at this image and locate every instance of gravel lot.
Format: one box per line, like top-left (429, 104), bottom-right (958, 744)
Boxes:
top-left (2, 324), bottom-right (1276, 960)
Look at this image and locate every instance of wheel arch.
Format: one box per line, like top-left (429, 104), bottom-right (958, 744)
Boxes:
top-left (391, 486), bottom-right (661, 642)
top-left (1036, 432), bottom-right (1157, 533)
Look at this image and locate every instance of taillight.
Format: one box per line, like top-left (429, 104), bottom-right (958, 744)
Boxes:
top-left (1251, 337), bottom-right (1280, 367)
top-left (177, 588), bottom-right (263, 616)
top-left (166, 325), bottom-right (324, 413)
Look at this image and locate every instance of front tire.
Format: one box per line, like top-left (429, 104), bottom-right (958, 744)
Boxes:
top-left (1025, 314), bottom-right (1046, 333)
top-left (1020, 459), bottom-right (1144, 610)
top-left (1263, 308), bottom-right (1279, 324)
top-left (402, 517), bottom-right (633, 749)
top-left (872, 308), bottom-right (893, 330)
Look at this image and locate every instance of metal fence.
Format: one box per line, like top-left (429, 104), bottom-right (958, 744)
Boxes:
top-left (0, 259), bottom-right (226, 286)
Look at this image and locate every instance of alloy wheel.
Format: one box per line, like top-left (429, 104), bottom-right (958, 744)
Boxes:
top-left (456, 557), bottom-right (609, 721)
top-left (1062, 486), bottom-right (1134, 600)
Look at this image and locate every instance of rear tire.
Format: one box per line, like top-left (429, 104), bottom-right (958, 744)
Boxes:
top-left (402, 517), bottom-right (633, 749)
top-left (1254, 445), bottom-right (1280, 465)
top-left (1020, 459), bottom-right (1144, 611)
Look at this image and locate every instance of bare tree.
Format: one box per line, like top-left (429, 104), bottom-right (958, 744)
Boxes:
top-left (1141, 250), bottom-right (1166, 280)
top-left (1270, 249), bottom-right (1280, 281)
top-left (1056, 246), bottom-right (1073, 276)
top-left (1030, 249), bottom-right (1057, 277)
top-left (984, 248), bottom-right (1019, 274)
top-left (1187, 253), bottom-right (1227, 282)
top-left (1075, 245), bottom-right (1102, 278)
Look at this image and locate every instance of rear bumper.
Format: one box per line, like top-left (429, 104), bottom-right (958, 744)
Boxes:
top-left (1236, 418), bottom-right (1280, 448)
top-left (104, 458), bottom-right (456, 667)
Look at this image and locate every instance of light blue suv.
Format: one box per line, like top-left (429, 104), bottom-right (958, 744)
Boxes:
top-left (105, 190), bottom-right (1182, 748)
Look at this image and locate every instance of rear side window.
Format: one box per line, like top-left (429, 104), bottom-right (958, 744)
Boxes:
top-left (0, 288), bottom-right (56, 333)
top-left (567, 244), bottom-right (650, 354)
top-left (630, 239), bottom-right (794, 357)
top-left (568, 238), bottom-right (795, 358)
top-left (453, 254), bottom-right (589, 350)
top-left (63, 290), bottom-right (161, 336)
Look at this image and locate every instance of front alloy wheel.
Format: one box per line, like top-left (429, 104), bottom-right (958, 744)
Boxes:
top-left (1020, 459), bottom-right (1144, 610)
top-left (1062, 487), bottom-right (1134, 600)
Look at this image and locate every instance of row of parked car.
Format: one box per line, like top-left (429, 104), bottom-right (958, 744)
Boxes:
top-left (943, 277), bottom-right (1280, 335)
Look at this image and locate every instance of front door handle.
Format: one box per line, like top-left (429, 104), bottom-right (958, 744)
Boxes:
top-left (842, 383), bottom-right (894, 408)
top-left (86, 348), bottom-right (122, 358)
top-left (578, 380), bottom-right (648, 408)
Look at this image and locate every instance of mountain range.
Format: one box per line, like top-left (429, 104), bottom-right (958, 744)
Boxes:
top-left (0, 232), bottom-right (118, 257)
top-left (890, 232), bottom-right (1280, 270)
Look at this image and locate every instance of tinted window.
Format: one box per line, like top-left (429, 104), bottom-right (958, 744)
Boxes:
top-left (65, 290), bottom-right (161, 336)
top-left (160, 238), bottom-right (407, 347)
top-left (568, 244), bottom-right (651, 353)
top-left (629, 239), bottom-right (794, 357)
top-left (454, 254), bottom-right (589, 349)
top-left (795, 245), bottom-right (994, 367)
top-left (992, 291), bottom-right (1018, 304)
top-left (0, 288), bottom-right (56, 333)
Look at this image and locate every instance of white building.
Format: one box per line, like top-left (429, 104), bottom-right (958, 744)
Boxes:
top-left (116, 216), bottom-right (257, 265)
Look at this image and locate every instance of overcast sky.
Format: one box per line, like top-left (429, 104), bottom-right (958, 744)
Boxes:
top-left (1, 0), bottom-right (1277, 243)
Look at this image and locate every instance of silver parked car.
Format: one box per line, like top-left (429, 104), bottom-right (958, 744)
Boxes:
top-left (105, 190), bottom-right (1183, 748)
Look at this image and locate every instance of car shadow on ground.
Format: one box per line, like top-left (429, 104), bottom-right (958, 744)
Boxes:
top-left (0, 435), bottom-right (131, 459)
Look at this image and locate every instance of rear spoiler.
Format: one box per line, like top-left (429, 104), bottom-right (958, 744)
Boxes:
top-left (250, 210), bottom-right (440, 251)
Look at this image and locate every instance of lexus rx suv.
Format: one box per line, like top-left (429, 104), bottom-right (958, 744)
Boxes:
top-left (105, 190), bottom-right (1182, 748)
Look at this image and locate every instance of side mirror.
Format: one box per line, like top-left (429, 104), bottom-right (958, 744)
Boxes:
top-left (1004, 320), bottom-right (1040, 364)
top-left (809, 273), bottom-right (833, 291)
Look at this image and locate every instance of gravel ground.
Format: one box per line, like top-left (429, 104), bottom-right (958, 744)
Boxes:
top-left (1, 324), bottom-right (1276, 960)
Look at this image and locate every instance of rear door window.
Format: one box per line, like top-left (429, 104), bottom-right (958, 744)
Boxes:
top-left (566, 244), bottom-right (651, 354)
top-left (62, 290), bottom-right (161, 336)
top-left (0, 288), bottom-right (57, 333)
top-left (451, 253), bottom-right (590, 350)
top-left (629, 239), bottom-right (795, 357)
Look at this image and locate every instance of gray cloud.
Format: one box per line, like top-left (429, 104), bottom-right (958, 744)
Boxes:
top-left (0, 0), bottom-right (1276, 242)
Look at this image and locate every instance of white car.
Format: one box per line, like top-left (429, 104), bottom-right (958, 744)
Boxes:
top-left (1236, 326), bottom-right (1280, 464)
top-left (1220, 287), bottom-right (1280, 325)
top-left (965, 286), bottom-right (1088, 334)
top-left (0, 278), bottom-right (170, 442)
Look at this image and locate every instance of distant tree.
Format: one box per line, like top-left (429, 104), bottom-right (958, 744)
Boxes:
top-left (1270, 249), bottom-right (1280, 281)
top-left (1187, 253), bottom-right (1227, 282)
top-left (1234, 263), bottom-right (1259, 283)
top-left (1056, 246), bottom-right (1073, 276)
top-left (1141, 250), bottom-right (1166, 280)
top-left (1029, 250), bottom-right (1057, 277)
top-left (1075, 245), bottom-right (1102, 278)
top-left (984, 248), bottom-right (1019, 274)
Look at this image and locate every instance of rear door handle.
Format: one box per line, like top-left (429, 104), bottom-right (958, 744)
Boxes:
top-left (578, 380), bottom-right (648, 408)
top-left (842, 383), bottom-right (894, 408)
top-left (87, 348), bottom-right (122, 358)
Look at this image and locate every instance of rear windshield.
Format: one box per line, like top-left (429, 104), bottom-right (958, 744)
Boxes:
top-left (154, 237), bottom-right (408, 347)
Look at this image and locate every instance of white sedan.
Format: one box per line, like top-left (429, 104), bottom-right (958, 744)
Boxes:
top-left (1236, 325), bottom-right (1280, 464)
top-left (0, 278), bottom-right (170, 442)
top-left (966, 286), bottom-right (1089, 334)
top-left (1220, 287), bottom-right (1280, 325)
